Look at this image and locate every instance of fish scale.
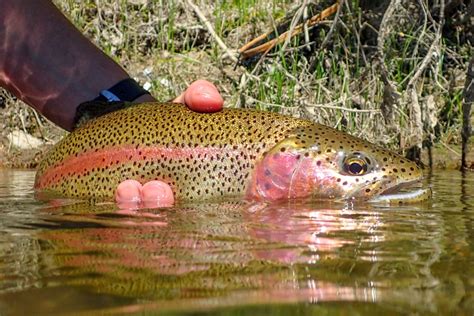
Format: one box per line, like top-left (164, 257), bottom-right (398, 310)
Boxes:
top-left (35, 102), bottom-right (423, 202)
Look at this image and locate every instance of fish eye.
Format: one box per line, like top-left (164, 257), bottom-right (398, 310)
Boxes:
top-left (343, 156), bottom-right (369, 176)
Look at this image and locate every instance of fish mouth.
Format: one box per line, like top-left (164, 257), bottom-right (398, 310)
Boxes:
top-left (369, 179), bottom-right (432, 204)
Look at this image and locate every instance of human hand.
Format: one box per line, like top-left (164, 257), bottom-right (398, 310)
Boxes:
top-left (115, 80), bottom-right (224, 209)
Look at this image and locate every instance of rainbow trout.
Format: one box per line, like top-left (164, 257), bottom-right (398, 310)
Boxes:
top-left (35, 103), bottom-right (429, 203)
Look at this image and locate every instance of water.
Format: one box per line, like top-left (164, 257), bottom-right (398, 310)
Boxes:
top-left (0, 169), bottom-right (473, 315)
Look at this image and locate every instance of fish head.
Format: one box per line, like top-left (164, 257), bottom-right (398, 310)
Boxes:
top-left (249, 125), bottom-right (427, 203)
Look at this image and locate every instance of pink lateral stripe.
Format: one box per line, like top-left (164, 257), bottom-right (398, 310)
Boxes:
top-left (36, 145), bottom-right (241, 189)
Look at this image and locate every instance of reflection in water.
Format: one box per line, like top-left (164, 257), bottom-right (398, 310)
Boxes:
top-left (0, 169), bottom-right (473, 314)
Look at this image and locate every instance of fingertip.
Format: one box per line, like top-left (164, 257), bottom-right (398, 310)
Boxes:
top-left (115, 180), bottom-right (143, 210)
top-left (115, 180), bottom-right (143, 203)
top-left (184, 80), bottom-right (224, 113)
top-left (141, 180), bottom-right (175, 207)
top-left (190, 79), bottom-right (216, 89)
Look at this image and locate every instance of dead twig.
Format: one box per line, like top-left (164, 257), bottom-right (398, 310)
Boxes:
top-left (377, 0), bottom-right (402, 129)
top-left (302, 98), bottom-right (381, 113)
top-left (321, 0), bottom-right (343, 49)
top-left (238, 2), bottom-right (339, 60)
top-left (407, 0), bottom-right (445, 87)
top-left (185, 0), bottom-right (238, 62)
top-left (281, 0), bottom-right (309, 52)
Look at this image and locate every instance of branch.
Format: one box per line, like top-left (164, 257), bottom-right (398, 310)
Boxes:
top-left (238, 2), bottom-right (339, 59)
top-left (185, 0), bottom-right (238, 62)
top-left (407, 0), bottom-right (445, 87)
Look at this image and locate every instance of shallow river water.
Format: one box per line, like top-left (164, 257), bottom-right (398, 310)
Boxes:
top-left (0, 169), bottom-right (473, 315)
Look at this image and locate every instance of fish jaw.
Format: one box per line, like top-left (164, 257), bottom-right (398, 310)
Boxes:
top-left (370, 186), bottom-right (432, 204)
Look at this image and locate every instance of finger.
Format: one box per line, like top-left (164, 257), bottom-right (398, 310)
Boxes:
top-left (115, 179), bottom-right (143, 209)
top-left (141, 180), bottom-right (175, 208)
top-left (184, 80), bottom-right (223, 113)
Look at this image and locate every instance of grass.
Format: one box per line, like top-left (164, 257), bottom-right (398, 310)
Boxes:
top-left (0, 0), bottom-right (471, 167)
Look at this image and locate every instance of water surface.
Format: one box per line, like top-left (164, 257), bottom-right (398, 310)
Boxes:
top-left (0, 169), bottom-right (473, 315)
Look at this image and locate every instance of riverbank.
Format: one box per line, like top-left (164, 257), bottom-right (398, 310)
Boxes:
top-left (0, 1), bottom-right (471, 169)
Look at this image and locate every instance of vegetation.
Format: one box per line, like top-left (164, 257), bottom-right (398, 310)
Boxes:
top-left (0, 0), bottom-right (472, 168)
